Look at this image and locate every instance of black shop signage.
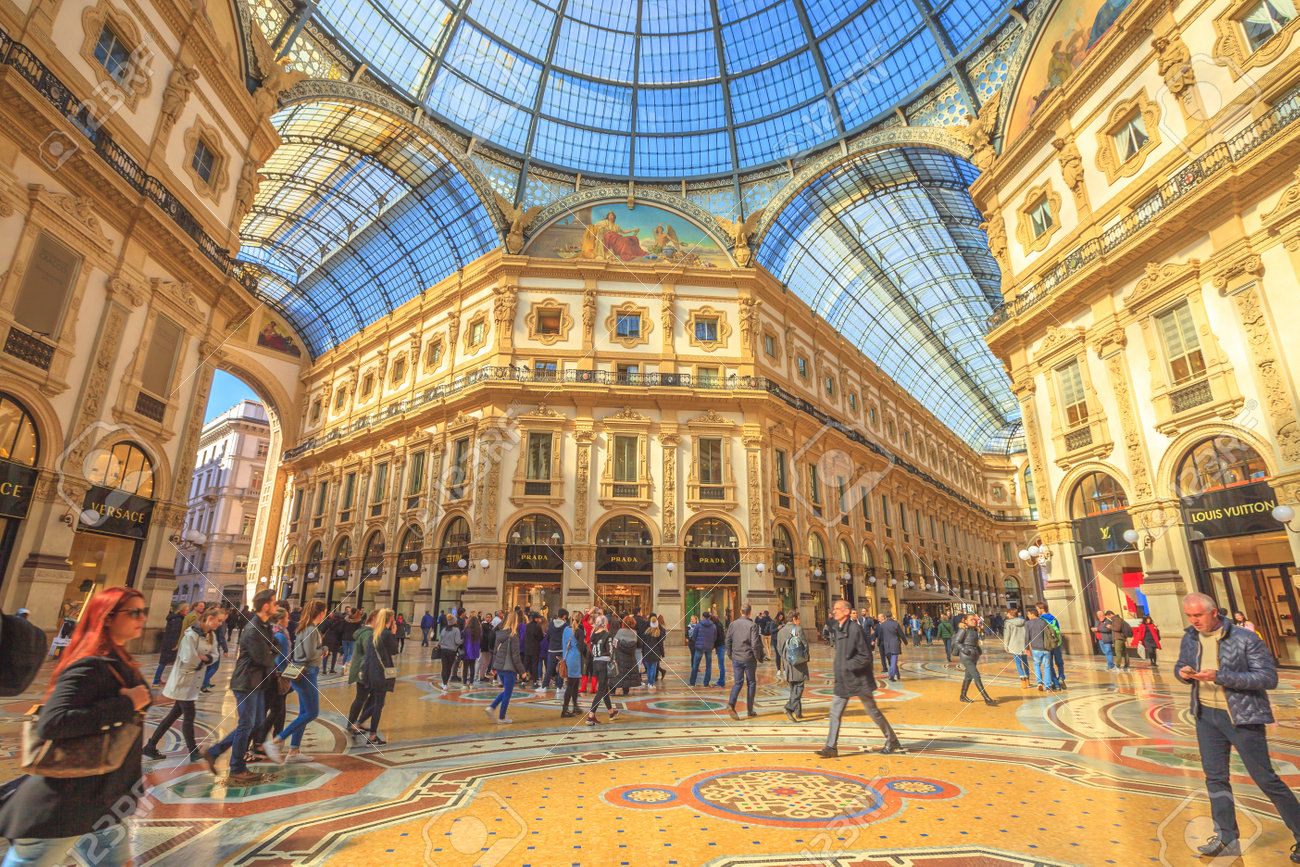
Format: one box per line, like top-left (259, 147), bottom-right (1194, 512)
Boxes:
top-left (685, 548), bottom-right (739, 574)
top-left (1072, 510), bottom-right (1135, 555)
top-left (507, 544), bottom-right (563, 572)
top-left (1182, 481), bottom-right (1279, 540)
top-left (0, 459), bottom-right (36, 519)
top-left (438, 547), bottom-right (469, 573)
top-left (79, 486), bottom-right (153, 540)
top-left (597, 546), bottom-right (652, 574)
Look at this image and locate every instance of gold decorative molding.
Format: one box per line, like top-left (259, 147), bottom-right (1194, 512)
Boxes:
top-left (1014, 181), bottom-right (1061, 255)
top-left (1101, 351), bottom-right (1153, 500)
top-left (493, 283), bottom-right (519, 328)
top-left (80, 0), bottom-right (153, 112)
top-left (463, 311), bottom-right (489, 351)
top-left (181, 116), bottom-right (230, 203)
top-left (662, 439), bottom-right (677, 544)
top-left (1211, 252), bottom-right (1264, 294)
top-left (1231, 284), bottom-right (1300, 466)
top-left (604, 300), bottom-right (653, 349)
top-left (523, 297), bottom-right (572, 345)
top-left (1214, 0), bottom-right (1300, 79)
top-left (738, 296), bottom-right (760, 354)
top-left (959, 87), bottom-right (1002, 173)
top-left (1152, 29), bottom-right (1195, 96)
top-left (684, 305), bottom-right (731, 352)
top-left (1035, 325), bottom-right (1086, 361)
top-left (1052, 134), bottom-right (1089, 214)
top-left (1263, 168), bottom-right (1300, 228)
top-left (1124, 259), bottom-right (1202, 312)
top-left (1095, 89), bottom-right (1162, 185)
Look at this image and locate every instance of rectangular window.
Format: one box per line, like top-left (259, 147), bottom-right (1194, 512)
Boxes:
top-left (534, 359), bottom-right (558, 380)
top-left (881, 494), bottom-right (891, 526)
top-left (616, 363), bottom-right (639, 384)
top-left (341, 472), bottom-right (356, 511)
top-left (249, 469), bottom-right (263, 490)
top-left (191, 138), bottom-right (215, 184)
top-left (426, 341), bottom-right (442, 368)
top-left (930, 515), bottom-right (937, 539)
top-left (1057, 359), bottom-right (1089, 427)
top-left (807, 463), bottom-right (821, 504)
top-left (898, 504), bottom-right (908, 534)
top-left (371, 463), bottom-right (388, 503)
top-left (616, 312), bottom-right (641, 339)
top-left (868, 406), bottom-right (878, 426)
top-left (361, 373), bottom-right (374, 397)
top-left (450, 437), bottom-right (470, 494)
top-left (291, 488), bottom-right (304, 521)
top-left (1243, 0), bottom-right (1295, 52)
top-left (93, 25), bottom-right (132, 85)
top-left (860, 488), bottom-right (872, 525)
top-left (310, 400), bottom-right (322, 422)
top-left (334, 387), bottom-right (346, 410)
top-left (140, 314), bottom-right (183, 397)
top-left (1029, 196), bottom-right (1053, 238)
top-left (694, 317), bottom-right (718, 342)
top-left (796, 356), bottom-right (809, 379)
top-left (1115, 110), bottom-right (1150, 162)
top-left (699, 438), bottom-right (723, 485)
top-left (256, 441), bottom-right (269, 459)
top-left (537, 308), bottom-right (562, 335)
top-left (407, 451), bottom-right (426, 496)
top-left (837, 477), bottom-right (847, 515)
top-left (697, 366), bottom-right (719, 387)
top-left (1002, 541), bottom-right (1014, 565)
top-left (613, 435), bottom-right (638, 483)
top-left (774, 449), bottom-right (788, 494)
top-left (314, 481), bottom-right (328, 516)
top-left (526, 433), bottom-right (551, 480)
top-left (1156, 303), bottom-right (1206, 385)
top-left (13, 233), bottom-right (81, 337)
top-left (763, 333), bottom-right (776, 356)
top-left (470, 321), bottom-right (485, 345)
top-left (915, 508), bottom-right (923, 539)
top-left (824, 376), bottom-right (835, 397)
top-left (848, 392), bottom-right (857, 411)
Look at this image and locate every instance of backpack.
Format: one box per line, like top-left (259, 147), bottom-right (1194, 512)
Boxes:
top-left (1043, 619), bottom-right (1061, 651)
top-left (785, 627), bottom-right (809, 666)
top-left (0, 611), bottom-right (49, 696)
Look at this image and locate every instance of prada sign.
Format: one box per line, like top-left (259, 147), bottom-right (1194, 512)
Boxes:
top-left (1072, 510), bottom-right (1135, 556)
top-left (685, 547), bottom-right (739, 574)
top-left (0, 459), bottom-right (36, 520)
top-left (1182, 481), bottom-right (1278, 540)
top-left (79, 486), bottom-right (153, 540)
top-left (507, 544), bottom-right (563, 572)
top-left (597, 546), bottom-right (652, 573)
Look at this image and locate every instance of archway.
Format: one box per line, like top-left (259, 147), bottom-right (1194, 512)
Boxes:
top-left (596, 516), bottom-right (654, 617)
top-left (773, 523), bottom-right (797, 614)
top-left (328, 536), bottom-right (352, 611)
top-left (395, 524), bottom-right (423, 622)
top-left (433, 515), bottom-right (471, 620)
top-left (505, 514), bottom-right (565, 614)
top-left (0, 392), bottom-right (40, 596)
top-left (684, 517), bottom-right (740, 620)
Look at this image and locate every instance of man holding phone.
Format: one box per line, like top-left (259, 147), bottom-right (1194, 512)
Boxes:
top-left (1176, 592), bottom-right (1300, 861)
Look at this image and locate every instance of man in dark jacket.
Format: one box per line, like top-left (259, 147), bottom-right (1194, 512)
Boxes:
top-left (689, 615), bottom-right (717, 686)
top-left (1109, 610), bottom-right (1133, 671)
top-left (875, 612), bottom-right (905, 681)
top-left (421, 610), bottom-right (435, 646)
top-left (203, 589), bottom-right (277, 783)
top-left (1094, 609), bottom-right (1115, 670)
top-left (542, 608), bottom-right (569, 691)
top-left (817, 598), bottom-right (901, 758)
top-left (711, 613), bottom-right (727, 687)
top-left (523, 613), bottom-right (545, 684)
top-left (725, 604), bottom-right (765, 719)
top-left (153, 603), bottom-right (188, 685)
top-left (1176, 593), bottom-right (1300, 861)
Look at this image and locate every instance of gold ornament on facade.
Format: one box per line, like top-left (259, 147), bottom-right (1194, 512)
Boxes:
top-left (1095, 90), bottom-right (1162, 184)
top-left (582, 287), bottom-right (598, 339)
top-left (1230, 284), bottom-right (1300, 464)
top-left (249, 27), bottom-right (306, 116)
top-left (714, 208), bottom-right (764, 267)
top-left (1262, 168), bottom-right (1300, 228)
top-left (1036, 325), bottom-right (1086, 358)
top-left (234, 160), bottom-right (262, 225)
top-left (662, 445), bottom-right (677, 544)
top-left (1014, 181), bottom-right (1061, 254)
top-left (493, 194), bottom-right (544, 255)
top-left (1125, 259), bottom-right (1201, 311)
top-left (738, 296), bottom-right (760, 353)
top-left (959, 88), bottom-right (1002, 173)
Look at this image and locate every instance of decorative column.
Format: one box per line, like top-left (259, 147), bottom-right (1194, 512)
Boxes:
top-left (660, 428), bottom-right (679, 545)
top-left (564, 545), bottom-right (596, 610)
top-left (654, 545), bottom-right (684, 627)
top-left (573, 426), bottom-right (594, 544)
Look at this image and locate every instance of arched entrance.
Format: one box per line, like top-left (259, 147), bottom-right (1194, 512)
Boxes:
top-left (0, 393), bottom-right (39, 591)
top-left (596, 516), bottom-right (653, 617)
top-left (772, 524), bottom-right (796, 613)
top-left (807, 532), bottom-right (828, 627)
top-left (837, 538), bottom-right (854, 607)
top-left (505, 514), bottom-right (564, 613)
top-left (395, 525), bottom-right (423, 622)
top-left (684, 517), bottom-right (740, 619)
top-left (328, 536), bottom-right (352, 611)
top-left (1070, 471), bottom-right (1141, 628)
top-left (278, 545), bottom-right (298, 603)
top-left (434, 516), bottom-right (470, 619)
top-left (302, 540), bottom-right (323, 607)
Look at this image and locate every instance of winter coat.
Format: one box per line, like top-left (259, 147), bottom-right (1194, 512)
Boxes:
top-left (937, 619), bottom-right (955, 640)
top-left (490, 629), bottom-right (525, 673)
top-left (775, 622), bottom-right (809, 684)
top-left (562, 626), bottom-right (585, 673)
top-left (292, 623), bottom-right (325, 667)
top-left (546, 617), bottom-right (567, 653)
top-left (480, 622), bottom-right (496, 657)
top-left (420, 613), bottom-right (435, 631)
top-left (1132, 623), bottom-right (1162, 649)
top-left (859, 617), bottom-right (876, 649)
top-left (692, 618), bottom-right (718, 651)
top-left (641, 628), bottom-right (666, 662)
top-left (954, 626), bottom-right (981, 662)
top-left (725, 616), bottom-right (765, 664)
top-left (362, 628), bottom-right (398, 692)
top-left (159, 611), bottom-right (186, 663)
top-left (347, 624), bottom-right (374, 685)
top-left (341, 616), bottom-right (362, 643)
top-left (0, 656), bottom-right (144, 839)
top-left (612, 627), bottom-right (641, 688)
top-left (463, 629), bottom-right (482, 661)
top-left (588, 630), bottom-right (613, 662)
top-left (231, 615), bottom-right (278, 692)
top-left (711, 617), bottom-right (727, 648)
top-left (875, 618), bottom-right (905, 655)
top-left (524, 621), bottom-right (545, 657)
top-left (828, 618), bottom-right (876, 697)
top-left (321, 616), bottom-right (344, 651)
top-left (1002, 615), bottom-right (1029, 656)
top-left (163, 625), bottom-right (216, 701)
top-left (439, 625), bottom-right (463, 654)
top-left (1175, 620), bottom-right (1276, 725)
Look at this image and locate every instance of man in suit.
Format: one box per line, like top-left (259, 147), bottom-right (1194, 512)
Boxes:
top-left (875, 612), bottom-right (905, 682)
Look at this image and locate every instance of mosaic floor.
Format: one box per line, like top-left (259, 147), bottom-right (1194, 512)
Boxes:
top-left (4, 638), bottom-right (1300, 866)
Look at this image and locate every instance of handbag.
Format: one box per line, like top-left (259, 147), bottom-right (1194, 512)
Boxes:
top-left (21, 665), bottom-right (142, 778)
top-left (277, 676), bottom-right (293, 695)
top-left (383, 665), bottom-right (399, 679)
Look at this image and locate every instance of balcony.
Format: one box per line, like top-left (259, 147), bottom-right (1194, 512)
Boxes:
top-left (3, 327), bottom-right (54, 371)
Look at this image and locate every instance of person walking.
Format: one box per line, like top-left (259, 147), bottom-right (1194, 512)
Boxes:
top-left (612, 616), bottom-right (642, 696)
top-left (775, 611), bottom-right (809, 722)
top-left (181, 600), bottom-right (205, 635)
top-left (357, 609), bottom-right (399, 745)
top-left (394, 614), bottom-right (408, 653)
top-left (816, 598), bottom-right (902, 758)
top-left (523, 613), bottom-right (545, 687)
top-left (461, 616), bottom-right (482, 685)
top-left (420, 610), bottom-right (435, 647)
top-left (0, 587), bottom-right (152, 867)
top-left (340, 609), bottom-right (363, 669)
top-left (270, 599), bottom-right (326, 764)
top-left (1025, 607), bottom-right (1054, 692)
top-left (203, 590), bottom-right (278, 782)
top-left (251, 607), bottom-right (292, 757)
top-left (936, 615), bottom-right (955, 662)
top-left (1109, 610), bottom-right (1133, 671)
top-left (711, 613), bottom-right (727, 687)
top-left (921, 614), bottom-right (934, 646)
top-left (1002, 606), bottom-right (1032, 688)
top-left (875, 612), bottom-right (905, 682)
top-left (689, 613), bottom-right (717, 686)
top-left (321, 610), bottom-right (344, 674)
top-left (145, 607), bottom-right (220, 761)
top-left (542, 608), bottom-right (568, 694)
top-left (642, 615), bottom-right (666, 690)
top-left (486, 611), bottom-right (524, 724)
top-left (478, 613), bottom-right (497, 683)
top-left (345, 610), bottom-right (377, 740)
top-left (1133, 614), bottom-right (1162, 667)
top-left (198, 608), bottom-right (228, 694)
top-left (152, 602), bottom-right (188, 685)
top-left (560, 612), bottom-right (586, 717)
top-left (1094, 609), bottom-right (1116, 670)
top-left (725, 604), bottom-right (765, 719)
top-left (437, 613), bottom-right (463, 690)
top-left (585, 616), bottom-right (619, 725)
top-left (954, 613), bottom-right (998, 705)
top-left (1176, 593), bottom-right (1300, 862)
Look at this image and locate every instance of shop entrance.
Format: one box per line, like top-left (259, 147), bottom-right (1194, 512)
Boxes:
top-left (1201, 563), bottom-right (1300, 665)
top-left (507, 581), bottom-right (561, 615)
top-left (595, 582), bottom-right (651, 618)
top-left (686, 584), bottom-right (737, 621)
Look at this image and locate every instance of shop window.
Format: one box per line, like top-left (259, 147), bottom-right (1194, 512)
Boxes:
top-left (0, 393), bottom-right (40, 466)
top-left (1057, 359), bottom-right (1089, 427)
top-left (1028, 196), bottom-right (1053, 239)
top-left (1243, 0), bottom-right (1295, 50)
top-left (87, 441), bottom-right (154, 497)
top-left (1156, 303), bottom-right (1206, 386)
top-left (1069, 471), bottom-right (1129, 519)
top-left (13, 233), bottom-right (81, 339)
top-left (1176, 436), bottom-right (1270, 496)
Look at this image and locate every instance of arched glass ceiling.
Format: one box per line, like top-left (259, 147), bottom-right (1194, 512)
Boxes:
top-left (758, 146), bottom-right (1019, 450)
top-left (238, 100), bottom-right (497, 356)
top-left (305, 0), bottom-right (1008, 179)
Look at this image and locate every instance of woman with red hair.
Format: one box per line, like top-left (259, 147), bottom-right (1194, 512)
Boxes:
top-left (0, 586), bottom-right (152, 867)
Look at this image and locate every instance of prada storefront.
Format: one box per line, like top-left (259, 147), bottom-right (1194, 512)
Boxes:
top-left (1180, 436), bottom-right (1300, 665)
top-left (595, 516), bottom-right (654, 616)
top-left (684, 518), bottom-right (739, 619)
top-left (505, 514), bottom-right (564, 614)
top-left (435, 516), bottom-right (470, 619)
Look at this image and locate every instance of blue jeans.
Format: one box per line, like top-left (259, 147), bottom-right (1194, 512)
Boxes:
top-left (2, 826), bottom-right (129, 867)
top-left (1100, 641), bottom-right (1115, 668)
top-left (200, 654), bottom-right (220, 689)
top-left (886, 653), bottom-right (900, 680)
top-left (689, 648), bottom-right (711, 686)
top-left (152, 660), bottom-right (167, 685)
top-left (1051, 646), bottom-right (1065, 684)
top-left (1031, 649), bottom-right (1052, 687)
top-left (645, 660), bottom-right (659, 685)
top-left (341, 639), bottom-right (355, 666)
top-left (279, 664), bottom-right (320, 748)
top-left (490, 670), bottom-right (516, 719)
top-left (714, 647), bottom-right (726, 685)
top-left (1197, 705), bottom-right (1300, 844)
top-left (924, 629), bottom-right (933, 644)
top-left (1013, 654), bottom-right (1031, 678)
top-left (208, 688), bottom-right (264, 774)
top-left (728, 658), bottom-right (758, 711)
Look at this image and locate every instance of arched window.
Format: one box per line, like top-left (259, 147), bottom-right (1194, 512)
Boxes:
top-left (363, 531), bottom-right (384, 560)
top-left (509, 514), bottom-right (564, 545)
top-left (281, 546), bottom-right (298, 569)
top-left (399, 525), bottom-right (423, 557)
top-left (862, 545), bottom-right (875, 570)
top-left (1069, 472), bottom-right (1128, 519)
top-left (837, 538), bottom-right (852, 566)
top-left (773, 524), bottom-right (795, 575)
top-left (0, 393), bottom-right (39, 466)
top-left (685, 517), bottom-right (737, 548)
top-left (807, 532), bottom-right (825, 560)
top-left (87, 441), bottom-right (154, 497)
top-left (1024, 466), bottom-right (1038, 519)
top-left (305, 540), bottom-right (322, 570)
top-left (1176, 436), bottom-right (1270, 497)
top-left (597, 516), bottom-right (651, 546)
top-left (332, 536), bottom-right (352, 567)
top-left (883, 549), bottom-right (894, 575)
top-left (442, 515), bottom-right (470, 547)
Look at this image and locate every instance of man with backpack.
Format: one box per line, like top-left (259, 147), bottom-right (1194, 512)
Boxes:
top-left (1037, 602), bottom-right (1066, 688)
top-left (775, 611), bottom-right (809, 722)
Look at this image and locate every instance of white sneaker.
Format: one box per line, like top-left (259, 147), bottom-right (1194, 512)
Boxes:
top-left (439, 682), bottom-right (447, 691)
top-left (263, 736), bottom-right (283, 764)
top-left (284, 752), bottom-right (312, 763)
top-left (494, 717), bottom-right (513, 724)
top-left (483, 704), bottom-right (495, 716)
top-left (535, 687), bottom-right (547, 694)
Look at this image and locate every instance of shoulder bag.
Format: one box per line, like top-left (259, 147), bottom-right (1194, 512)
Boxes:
top-left (282, 628), bottom-right (310, 681)
top-left (21, 665), bottom-right (142, 778)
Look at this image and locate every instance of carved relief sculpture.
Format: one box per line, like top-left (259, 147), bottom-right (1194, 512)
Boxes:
top-left (715, 208), bottom-right (764, 267)
top-left (960, 88), bottom-right (1002, 173)
top-left (1152, 29), bottom-right (1194, 97)
top-left (1230, 284), bottom-right (1300, 464)
top-left (582, 288), bottom-right (598, 340)
top-left (249, 27), bottom-right (306, 116)
top-left (159, 65), bottom-right (199, 134)
top-left (493, 193), bottom-right (543, 255)
top-left (234, 160), bottom-right (262, 225)
top-left (738, 296), bottom-right (760, 354)
top-left (1052, 135), bottom-right (1088, 211)
top-left (574, 430), bottom-right (593, 543)
top-left (660, 433), bottom-right (679, 544)
top-left (979, 210), bottom-right (1012, 280)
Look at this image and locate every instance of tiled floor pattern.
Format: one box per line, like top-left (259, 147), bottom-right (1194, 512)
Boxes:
top-left (3, 641), bottom-right (1300, 865)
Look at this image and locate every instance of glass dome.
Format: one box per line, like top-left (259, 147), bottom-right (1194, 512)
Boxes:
top-left (309, 0), bottom-right (1008, 178)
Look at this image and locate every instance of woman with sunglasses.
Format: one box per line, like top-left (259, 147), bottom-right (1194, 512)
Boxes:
top-left (0, 587), bottom-right (152, 867)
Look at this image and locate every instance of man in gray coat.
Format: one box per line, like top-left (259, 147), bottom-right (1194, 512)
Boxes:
top-left (775, 611), bottom-right (809, 722)
top-left (725, 603), bottom-right (765, 720)
top-left (817, 598), bottom-right (902, 758)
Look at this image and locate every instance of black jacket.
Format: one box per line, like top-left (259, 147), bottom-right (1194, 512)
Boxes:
top-left (524, 621), bottom-right (545, 656)
top-left (829, 619), bottom-right (877, 697)
top-left (159, 611), bottom-right (186, 662)
top-left (954, 626), bottom-right (981, 662)
top-left (363, 629), bottom-right (399, 692)
top-left (0, 656), bottom-right (143, 838)
top-left (875, 618), bottom-right (905, 655)
top-left (321, 615), bottom-right (344, 651)
top-left (641, 628), bottom-right (666, 662)
top-left (230, 615), bottom-right (277, 692)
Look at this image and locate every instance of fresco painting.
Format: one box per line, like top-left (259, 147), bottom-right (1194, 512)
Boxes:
top-left (528, 203), bottom-right (732, 268)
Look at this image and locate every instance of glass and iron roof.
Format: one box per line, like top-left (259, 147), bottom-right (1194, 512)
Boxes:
top-left (304, 0), bottom-right (1008, 178)
top-left (758, 147), bottom-right (1019, 450)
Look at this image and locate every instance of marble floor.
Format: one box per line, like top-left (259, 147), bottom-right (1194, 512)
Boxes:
top-left (4, 638), bottom-right (1300, 866)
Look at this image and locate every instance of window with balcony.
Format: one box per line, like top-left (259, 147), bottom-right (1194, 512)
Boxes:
top-left (1057, 359), bottom-right (1089, 427)
top-left (249, 469), bottom-right (263, 491)
top-left (1156, 303), bottom-right (1206, 386)
top-left (774, 448), bottom-right (789, 507)
top-left (370, 463), bottom-right (388, 516)
top-left (407, 450), bottom-right (425, 506)
top-left (613, 435), bottom-right (638, 495)
top-left (616, 363), bottom-right (639, 384)
top-left (697, 366), bottom-right (719, 387)
top-left (1028, 195), bottom-right (1053, 239)
top-left (534, 359), bottom-right (558, 381)
top-left (340, 471), bottom-right (355, 522)
top-left (524, 432), bottom-right (552, 496)
top-left (1114, 110), bottom-right (1150, 163)
top-left (698, 438), bottom-right (724, 499)
top-left (1243, 0), bottom-right (1295, 51)
top-left (449, 437), bottom-right (469, 499)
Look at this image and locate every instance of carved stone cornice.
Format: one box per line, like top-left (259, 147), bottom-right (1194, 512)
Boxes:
top-left (1210, 253), bottom-right (1263, 294)
top-left (1123, 259), bottom-right (1201, 312)
top-left (1263, 168), bottom-right (1300, 229)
